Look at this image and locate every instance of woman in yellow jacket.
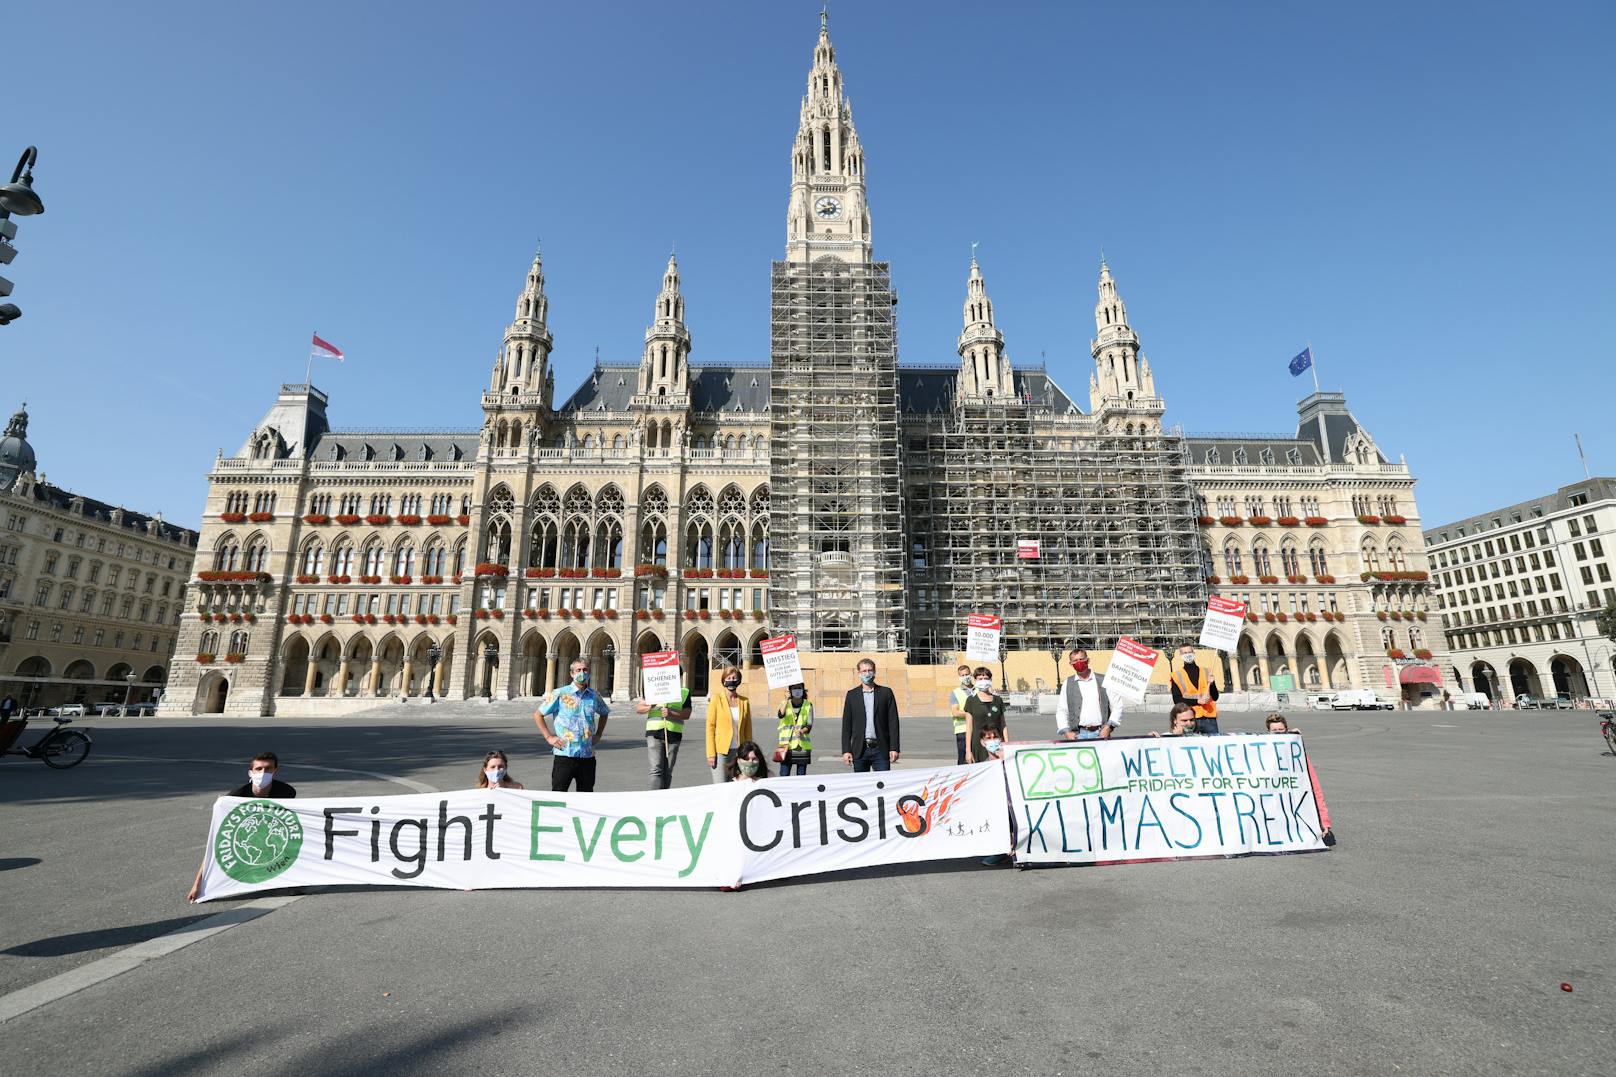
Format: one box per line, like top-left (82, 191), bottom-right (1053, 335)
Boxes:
top-left (705, 664), bottom-right (752, 783)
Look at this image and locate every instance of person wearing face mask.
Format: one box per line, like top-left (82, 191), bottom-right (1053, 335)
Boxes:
top-left (1055, 648), bottom-right (1122, 740)
top-left (1170, 646), bottom-right (1221, 735)
top-left (775, 682), bottom-right (813, 776)
top-left (474, 749), bottom-right (525, 790)
top-left (535, 658), bottom-right (611, 792)
top-left (841, 658), bottom-right (900, 772)
top-left (705, 664), bottom-right (753, 783)
top-left (725, 740), bottom-right (772, 783)
top-left (186, 751), bottom-right (296, 901)
top-left (963, 666), bottom-right (1009, 764)
top-left (948, 663), bottom-right (973, 765)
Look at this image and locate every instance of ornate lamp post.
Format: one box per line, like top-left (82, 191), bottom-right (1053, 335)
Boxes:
top-left (123, 672), bottom-right (137, 716)
top-left (425, 645), bottom-right (441, 703)
top-left (483, 644), bottom-right (498, 700)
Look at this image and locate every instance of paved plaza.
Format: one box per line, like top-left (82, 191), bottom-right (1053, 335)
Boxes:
top-left (1, 701), bottom-right (1612, 1076)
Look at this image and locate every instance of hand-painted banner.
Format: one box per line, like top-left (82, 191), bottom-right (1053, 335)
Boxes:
top-left (194, 763), bottom-right (1007, 901)
top-left (1005, 736), bottom-right (1326, 864)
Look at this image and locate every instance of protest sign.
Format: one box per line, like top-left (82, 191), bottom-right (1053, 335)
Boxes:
top-left (1017, 539), bottom-right (1040, 560)
top-left (193, 765), bottom-right (1007, 901)
top-left (1198, 596), bottom-right (1247, 652)
top-left (1104, 637), bottom-right (1159, 705)
top-left (965, 614), bottom-right (1002, 664)
top-left (760, 634), bottom-right (803, 689)
top-left (1004, 736), bottom-right (1327, 865)
top-left (640, 650), bottom-right (682, 704)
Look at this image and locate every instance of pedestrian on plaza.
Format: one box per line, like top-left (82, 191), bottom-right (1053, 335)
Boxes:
top-left (706, 664), bottom-right (753, 783)
top-left (0, 693), bottom-right (17, 721)
top-left (474, 749), bottom-right (525, 790)
top-left (841, 658), bottom-right (900, 772)
top-left (726, 740), bottom-right (771, 783)
top-left (963, 666), bottom-right (1009, 763)
top-left (1170, 645), bottom-right (1221, 734)
top-left (534, 658), bottom-right (610, 793)
top-left (636, 665), bottom-right (692, 790)
top-left (185, 751), bottom-right (297, 902)
top-left (775, 681), bottom-right (813, 777)
top-left (1264, 713), bottom-right (1337, 846)
top-left (948, 662), bottom-right (973, 765)
top-left (1055, 648), bottom-right (1120, 740)
top-left (1150, 702), bottom-right (1199, 737)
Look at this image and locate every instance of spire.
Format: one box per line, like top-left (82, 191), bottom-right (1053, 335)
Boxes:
top-left (490, 248), bottom-right (554, 401)
top-left (957, 255), bottom-right (1011, 401)
top-left (785, 11), bottom-right (870, 262)
top-left (637, 251), bottom-right (691, 404)
top-left (1089, 258), bottom-right (1162, 426)
top-left (4, 403), bottom-right (27, 439)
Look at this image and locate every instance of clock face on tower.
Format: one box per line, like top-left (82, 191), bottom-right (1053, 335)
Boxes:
top-left (814, 196), bottom-right (842, 220)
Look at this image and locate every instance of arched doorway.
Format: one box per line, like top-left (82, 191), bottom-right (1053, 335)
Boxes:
top-left (1236, 634), bottom-right (1261, 689)
top-left (1508, 658), bottom-right (1542, 701)
top-left (586, 630), bottom-right (617, 697)
top-left (1549, 654), bottom-right (1588, 700)
top-left (309, 636), bottom-right (340, 697)
top-left (280, 638), bottom-right (311, 696)
top-left (1295, 634), bottom-right (1321, 688)
top-left (198, 672), bottom-right (229, 714)
top-left (63, 659), bottom-right (96, 705)
top-left (683, 633), bottom-right (710, 696)
top-left (551, 631), bottom-right (581, 691)
top-left (1323, 632), bottom-right (1351, 687)
top-left (747, 630), bottom-right (769, 672)
top-left (519, 631), bottom-right (548, 697)
top-left (344, 636), bottom-right (374, 697)
top-left (376, 636), bottom-right (405, 697)
top-left (714, 630), bottom-right (742, 672)
top-left (407, 635), bottom-right (437, 697)
top-left (474, 633), bottom-right (502, 697)
top-left (1471, 662), bottom-right (1499, 701)
top-left (1265, 634), bottom-right (1291, 683)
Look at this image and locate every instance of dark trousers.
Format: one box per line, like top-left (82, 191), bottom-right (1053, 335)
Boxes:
top-left (955, 732), bottom-right (967, 766)
top-left (1196, 717), bottom-right (1221, 736)
top-left (853, 743), bottom-right (890, 773)
top-left (552, 755), bottom-right (597, 792)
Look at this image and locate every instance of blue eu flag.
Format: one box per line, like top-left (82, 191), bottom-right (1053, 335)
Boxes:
top-left (1289, 347), bottom-right (1313, 377)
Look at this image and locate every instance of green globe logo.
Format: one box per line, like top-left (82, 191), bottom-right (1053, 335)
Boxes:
top-left (214, 800), bottom-right (304, 884)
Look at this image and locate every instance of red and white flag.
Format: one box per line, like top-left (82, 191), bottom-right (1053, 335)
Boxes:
top-left (310, 333), bottom-right (344, 362)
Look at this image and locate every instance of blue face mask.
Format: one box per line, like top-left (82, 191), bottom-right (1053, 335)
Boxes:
top-left (573, 671), bottom-right (589, 686)
top-left (982, 738), bottom-right (1002, 755)
top-left (859, 671), bottom-right (875, 685)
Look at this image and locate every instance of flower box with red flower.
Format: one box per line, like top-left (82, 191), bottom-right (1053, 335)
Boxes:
top-left (1390, 610), bottom-right (1404, 620)
top-left (248, 512), bottom-right (274, 523)
top-left (717, 610), bottom-right (732, 620)
top-left (684, 610), bottom-right (697, 620)
top-left (752, 610), bottom-right (766, 620)
top-left (244, 613), bottom-right (256, 623)
top-left (1219, 515), bottom-right (1243, 527)
top-left (445, 615), bottom-right (457, 625)
top-left (1248, 515), bottom-right (1273, 526)
top-left (365, 514), bottom-right (392, 526)
top-left (195, 653), bottom-right (216, 664)
top-left (1384, 514), bottom-right (1407, 525)
top-left (522, 609), bottom-right (538, 619)
top-left (1304, 612), bottom-right (1318, 622)
top-left (1264, 612), bottom-right (1277, 622)
top-left (304, 513), bottom-right (330, 525)
top-left (1316, 574), bottom-right (1335, 584)
top-left (351, 615), bottom-right (365, 624)
top-left (456, 515), bottom-right (471, 526)
top-left (1205, 575), bottom-right (1222, 585)
top-left (535, 609), bottom-right (550, 619)
top-left (474, 563), bottom-right (509, 578)
top-left (475, 609), bottom-right (490, 619)
top-left (1196, 515), bottom-right (1215, 526)
top-left (589, 609), bottom-right (604, 619)
top-left (1276, 516), bottom-right (1301, 527)
top-left (591, 567), bottom-right (622, 578)
top-left (682, 568), bottom-right (699, 578)
top-left (605, 609), bottom-right (619, 619)
top-left (1376, 611), bottom-right (1388, 621)
top-left (1230, 575), bottom-right (1250, 584)
top-left (1357, 514), bottom-right (1381, 525)
top-left (229, 612), bottom-right (244, 623)
top-left (390, 575), bottom-right (413, 585)
top-left (427, 614), bottom-right (440, 625)
top-left (1276, 612), bottom-right (1288, 622)
top-left (382, 614), bottom-right (397, 625)
top-left (751, 569), bottom-right (768, 578)
top-left (698, 610), bottom-right (711, 619)
top-left (415, 614), bottom-right (429, 625)
top-left (1413, 648), bottom-right (1433, 660)
top-left (427, 514), bottom-right (452, 526)
top-left (295, 574), bottom-right (314, 584)
top-left (364, 614), bottom-right (377, 624)
top-left (652, 609), bottom-right (665, 620)
top-left (492, 608), bottom-right (505, 619)
top-left (635, 610), bottom-right (650, 620)
top-left (1386, 648), bottom-right (1406, 659)
top-left (219, 512), bottom-right (247, 523)
top-left (397, 514), bottom-right (422, 526)
top-left (558, 609), bottom-right (571, 618)
top-left (335, 514), bottom-right (361, 525)
top-left (1415, 611), bottom-right (1427, 621)
top-left (1259, 574), bottom-right (1279, 584)
top-left (362, 575), bottom-right (383, 585)
top-left (635, 564), bottom-right (667, 577)
top-left (320, 614), bottom-right (334, 624)
top-left (1286, 575), bottom-right (1306, 584)
top-left (1305, 516), bottom-right (1328, 526)
top-left (224, 652), bottom-right (246, 664)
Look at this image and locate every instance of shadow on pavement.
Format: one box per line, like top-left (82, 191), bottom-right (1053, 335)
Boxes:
top-left (0, 857), bottom-right (42, 871)
top-left (2, 914), bottom-right (212, 957)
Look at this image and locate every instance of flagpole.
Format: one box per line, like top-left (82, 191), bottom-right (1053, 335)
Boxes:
top-left (1307, 340), bottom-right (1321, 393)
top-left (305, 337), bottom-right (314, 389)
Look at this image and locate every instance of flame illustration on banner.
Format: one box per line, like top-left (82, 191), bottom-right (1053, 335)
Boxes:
top-left (899, 771), bottom-right (974, 835)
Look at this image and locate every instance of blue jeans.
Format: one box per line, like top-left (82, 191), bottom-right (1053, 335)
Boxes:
top-left (1075, 728), bottom-right (1102, 741)
top-left (853, 743), bottom-right (890, 773)
top-left (1196, 717), bottom-right (1221, 735)
top-left (778, 759), bottom-right (808, 776)
top-left (955, 732), bottom-right (967, 766)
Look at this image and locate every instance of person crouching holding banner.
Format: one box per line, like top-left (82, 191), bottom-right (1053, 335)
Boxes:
top-left (963, 667), bottom-right (1009, 763)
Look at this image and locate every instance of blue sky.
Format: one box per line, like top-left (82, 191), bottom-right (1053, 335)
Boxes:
top-left (4, 1), bottom-right (1612, 529)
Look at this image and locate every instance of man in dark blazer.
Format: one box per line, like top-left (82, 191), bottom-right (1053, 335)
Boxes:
top-left (841, 658), bottom-right (900, 772)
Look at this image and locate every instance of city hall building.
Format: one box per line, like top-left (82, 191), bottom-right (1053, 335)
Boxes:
top-left (161, 19), bottom-right (1450, 716)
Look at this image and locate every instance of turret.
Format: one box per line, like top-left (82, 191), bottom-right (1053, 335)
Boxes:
top-left (1088, 256), bottom-right (1164, 430)
top-left (637, 252), bottom-right (692, 401)
top-left (956, 253), bottom-right (1014, 401)
top-left (490, 244), bottom-right (554, 404)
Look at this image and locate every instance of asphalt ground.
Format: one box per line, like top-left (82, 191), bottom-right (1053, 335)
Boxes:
top-left (1, 702), bottom-right (1612, 1076)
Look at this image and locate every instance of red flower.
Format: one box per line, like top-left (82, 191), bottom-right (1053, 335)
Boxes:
top-left (750, 569), bottom-right (768, 578)
top-left (1304, 516), bottom-right (1328, 526)
top-left (1276, 516), bottom-right (1300, 527)
top-left (1248, 515), bottom-right (1273, 526)
top-left (445, 615), bottom-right (458, 625)
top-left (427, 514), bottom-right (451, 526)
top-left (1196, 515), bottom-right (1215, 526)
top-left (335, 514), bottom-right (361, 525)
top-left (219, 512), bottom-right (246, 523)
top-left (652, 610), bottom-right (665, 620)
top-left (456, 515), bottom-right (470, 526)
top-left (492, 608), bottom-right (505, 619)
top-left (1219, 515), bottom-right (1244, 527)
top-left (304, 514), bottom-right (330, 525)
top-left (1358, 514), bottom-right (1381, 525)
top-left (365, 514), bottom-right (392, 525)
top-left (195, 653), bottom-right (216, 664)
top-left (1385, 514), bottom-right (1407, 525)
top-left (684, 610), bottom-right (697, 620)
top-left (248, 512), bottom-right (274, 523)
top-left (320, 614), bottom-right (333, 624)
top-left (397, 514), bottom-right (422, 525)
top-left (474, 563), bottom-right (509, 578)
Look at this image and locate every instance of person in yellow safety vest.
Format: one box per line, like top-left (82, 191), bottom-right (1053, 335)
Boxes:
top-left (948, 663), bottom-right (973, 765)
top-left (636, 670), bottom-right (692, 790)
top-left (1170, 645), bottom-right (1221, 734)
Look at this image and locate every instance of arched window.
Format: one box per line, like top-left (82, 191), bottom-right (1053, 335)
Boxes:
top-left (213, 535), bottom-right (240, 572)
top-left (331, 543), bottom-right (354, 578)
top-left (243, 537), bottom-right (269, 573)
top-left (452, 539), bottom-right (467, 577)
top-left (596, 520), bottom-right (624, 569)
top-left (1223, 543), bottom-right (1244, 577)
top-left (1252, 543), bottom-right (1272, 577)
top-left (1309, 542), bottom-right (1329, 576)
top-left (1279, 544), bottom-right (1299, 577)
top-left (423, 542), bottom-right (445, 577)
top-left (301, 541), bottom-right (325, 576)
top-left (363, 543), bottom-right (385, 578)
top-left (393, 543), bottom-right (416, 578)
top-left (1362, 542), bottom-right (1381, 572)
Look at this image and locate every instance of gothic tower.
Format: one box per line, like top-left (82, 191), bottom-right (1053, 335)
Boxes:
top-left (956, 254), bottom-right (1014, 401)
top-left (635, 252), bottom-right (691, 404)
top-left (1088, 257), bottom-right (1164, 432)
top-left (769, 13), bottom-right (907, 653)
top-left (483, 246), bottom-right (554, 451)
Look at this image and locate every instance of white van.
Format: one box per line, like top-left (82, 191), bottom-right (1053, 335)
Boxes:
top-left (1331, 689), bottom-right (1395, 711)
top-left (1459, 692), bottom-right (1491, 710)
top-left (1305, 694), bottom-right (1337, 710)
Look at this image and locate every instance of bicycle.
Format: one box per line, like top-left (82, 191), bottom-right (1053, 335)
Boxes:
top-left (0, 711), bottom-right (94, 768)
top-left (1600, 712), bottom-right (1616, 757)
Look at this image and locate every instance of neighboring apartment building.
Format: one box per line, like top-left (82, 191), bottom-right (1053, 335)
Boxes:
top-left (0, 406), bottom-right (199, 710)
top-left (1424, 478), bottom-right (1616, 704)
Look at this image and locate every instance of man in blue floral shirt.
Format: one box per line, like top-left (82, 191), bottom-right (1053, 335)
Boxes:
top-left (535, 658), bottom-right (611, 792)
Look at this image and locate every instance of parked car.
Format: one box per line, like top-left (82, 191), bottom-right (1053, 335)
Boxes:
top-left (1515, 694), bottom-right (1541, 710)
top-left (1330, 689), bottom-right (1395, 711)
top-left (45, 703), bottom-right (88, 717)
top-left (126, 702), bottom-right (157, 716)
top-left (93, 703), bottom-right (124, 716)
top-left (1458, 692), bottom-right (1491, 710)
top-left (1305, 694), bottom-right (1337, 710)
top-left (1551, 694), bottom-right (1575, 709)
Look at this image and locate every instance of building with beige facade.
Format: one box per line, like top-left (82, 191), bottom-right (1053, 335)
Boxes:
top-left (159, 17), bottom-right (1450, 717)
top-left (0, 406), bottom-right (198, 710)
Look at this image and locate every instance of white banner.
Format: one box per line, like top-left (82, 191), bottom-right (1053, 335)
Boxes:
top-left (1198, 596), bottom-right (1247, 652)
top-left (194, 764), bottom-right (1008, 900)
top-left (1104, 637), bottom-right (1159, 706)
top-left (760, 634), bottom-right (803, 689)
top-left (1004, 737), bottom-right (1326, 864)
top-left (640, 650), bottom-right (682, 704)
top-left (965, 613), bottom-right (1002, 663)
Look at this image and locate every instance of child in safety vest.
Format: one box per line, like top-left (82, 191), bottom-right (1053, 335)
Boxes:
top-left (776, 683), bottom-right (813, 776)
top-left (948, 663), bottom-right (972, 765)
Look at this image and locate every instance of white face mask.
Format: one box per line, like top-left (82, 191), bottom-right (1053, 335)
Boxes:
top-left (974, 678), bottom-right (993, 692)
top-left (790, 689), bottom-right (804, 701)
top-left (485, 768), bottom-right (505, 784)
top-left (249, 769), bottom-right (273, 787)
top-left (982, 738), bottom-right (1002, 755)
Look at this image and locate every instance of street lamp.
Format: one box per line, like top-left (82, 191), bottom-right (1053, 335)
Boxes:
top-left (123, 672), bottom-right (137, 716)
top-left (0, 147), bottom-right (45, 216)
top-left (603, 642), bottom-right (616, 698)
top-left (483, 644), bottom-right (498, 700)
top-left (425, 645), bottom-right (441, 703)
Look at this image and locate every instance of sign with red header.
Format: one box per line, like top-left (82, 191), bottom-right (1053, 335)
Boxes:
top-left (760, 634), bottom-right (803, 689)
top-left (965, 613), bottom-right (1002, 663)
top-left (1198, 596), bottom-right (1248, 652)
top-left (1016, 539), bottom-right (1040, 560)
top-left (640, 650), bottom-right (682, 704)
top-left (1105, 637), bottom-right (1160, 706)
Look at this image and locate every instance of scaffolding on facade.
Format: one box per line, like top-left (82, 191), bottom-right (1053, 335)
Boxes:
top-left (768, 258), bottom-right (908, 652)
top-left (903, 395), bottom-right (1207, 664)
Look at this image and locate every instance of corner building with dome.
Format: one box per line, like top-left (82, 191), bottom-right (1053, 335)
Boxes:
top-left (161, 20), bottom-right (1451, 716)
